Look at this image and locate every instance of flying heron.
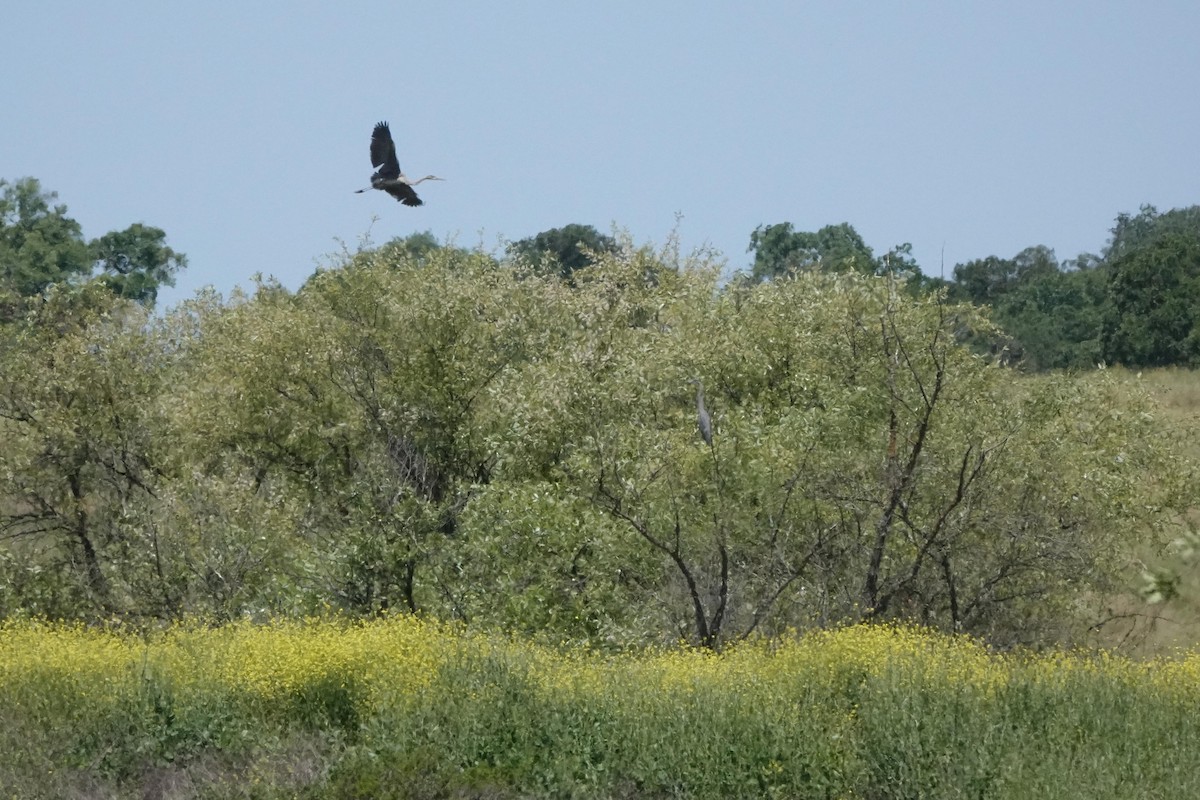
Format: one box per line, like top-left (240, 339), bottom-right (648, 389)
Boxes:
top-left (688, 378), bottom-right (713, 447)
top-left (354, 121), bottom-right (443, 207)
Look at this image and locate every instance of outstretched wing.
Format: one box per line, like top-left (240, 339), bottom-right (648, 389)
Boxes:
top-left (369, 121), bottom-right (401, 178)
top-left (383, 182), bottom-right (423, 207)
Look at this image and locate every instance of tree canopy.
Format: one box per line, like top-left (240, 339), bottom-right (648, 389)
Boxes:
top-left (508, 223), bottom-right (621, 282)
top-left (747, 221), bottom-right (878, 282)
top-left (3, 174), bottom-right (1200, 646)
top-left (0, 177), bottom-right (185, 318)
top-left (1101, 206), bottom-right (1200, 367)
top-left (0, 240), bottom-right (1188, 651)
top-left (742, 206), bottom-right (1200, 371)
top-left (931, 206), bottom-right (1200, 370)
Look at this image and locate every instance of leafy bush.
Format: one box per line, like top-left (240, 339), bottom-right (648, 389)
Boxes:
top-left (1, 242), bottom-right (1191, 649)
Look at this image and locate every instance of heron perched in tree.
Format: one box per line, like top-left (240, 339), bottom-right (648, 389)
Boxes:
top-left (354, 121), bottom-right (443, 207)
top-left (688, 378), bottom-right (713, 447)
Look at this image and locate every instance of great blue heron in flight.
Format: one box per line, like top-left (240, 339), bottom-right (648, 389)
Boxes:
top-left (354, 121), bottom-right (443, 207)
top-left (688, 378), bottom-right (713, 447)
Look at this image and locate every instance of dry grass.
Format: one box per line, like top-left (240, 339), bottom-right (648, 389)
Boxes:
top-left (1082, 367), bottom-right (1200, 655)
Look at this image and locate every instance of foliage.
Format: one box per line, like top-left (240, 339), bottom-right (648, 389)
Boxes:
top-left (375, 230), bottom-right (461, 267)
top-left (947, 245), bottom-right (1104, 369)
top-left (742, 206), bottom-right (1200, 373)
top-left (506, 223), bottom-right (619, 282)
top-left (90, 222), bottom-right (187, 305)
top-left (942, 206), bottom-right (1200, 372)
top-left (1102, 220), bottom-right (1200, 367)
top-left (0, 178), bottom-right (91, 317)
top-left (572, 269), bottom-right (1185, 647)
top-left (1104, 204), bottom-right (1200, 263)
top-left (746, 221), bottom-right (878, 282)
top-left (3, 618), bottom-right (1200, 799)
top-left (977, 255), bottom-right (1111, 370)
top-left (0, 284), bottom-right (170, 617)
top-left (2, 241), bottom-right (1188, 652)
top-left (0, 177), bottom-right (185, 318)
top-left (951, 245), bottom-right (1058, 307)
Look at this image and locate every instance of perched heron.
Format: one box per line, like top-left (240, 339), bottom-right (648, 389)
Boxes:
top-left (688, 378), bottom-right (713, 447)
top-left (354, 121), bottom-right (443, 206)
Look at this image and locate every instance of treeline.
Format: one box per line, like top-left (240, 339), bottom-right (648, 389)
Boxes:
top-left (744, 204), bottom-right (1200, 371)
top-left (455, 203), bottom-right (1200, 373)
top-left (1, 242), bottom-right (1191, 649)
top-left (5, 175), bottom-right (1200, 373)
top-left (1, 176), bottom-right (1197, 649)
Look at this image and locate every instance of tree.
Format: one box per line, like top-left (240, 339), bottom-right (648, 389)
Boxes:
top-left (0, 237), bottom-right (1188, 650)
top-left (507, 223), bottom-right (619, 282)
top-left (0, 285), bottom-right (169, 616)
top-left (0, 178), bottom-right (91, 316)
top-left (1102, 229), bottom-right (1200, 367)
top-left (90, 223), bottom-right (186, 305)
top-left (378, 230), bottom-right (445, 264)
top-left (1097, 205), bottom-right (1200, 367)
top-left (994, 260), bottom-right (1108, 369)
top-left (951, 246), bottom-right (1056, 305)
top-left (0, 177), bottom-right (185, 317)
top-left (746, 221), bottom-right (876, 282)
top-left (1104, 204), bottom-right (1200, 263)
top-left (951, 255), bottom-right (1016, 306)
top-left (949, 245), bottom-right (1116, 370)
top-left (564, 268), bottom-right (1181, 648)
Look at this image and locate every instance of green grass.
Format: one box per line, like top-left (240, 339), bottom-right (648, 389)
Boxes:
top-left (2, 617), bottom-right (1199, 799)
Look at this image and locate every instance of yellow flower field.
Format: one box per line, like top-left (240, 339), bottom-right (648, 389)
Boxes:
top-left (2, 618), bottom-right (1198, 799)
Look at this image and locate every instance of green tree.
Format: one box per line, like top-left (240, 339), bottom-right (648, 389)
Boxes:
top-left (90, 222), bottom-right (186, 305)
top-left (746, 221), bottom-right (876, 282)
top-left (0, 178), bottom-right (91, 316)
top-left (951, 246), bottom-right (1056, 305)
top-left (1103, 229), bottom-right (1200, 367)
top-left (378, 230), bottom-right (445, 264)
top-left (950, 245), bottom-right (1114, 370)
top-left (0, 285), bottom-right (169, 616)
top-left (1098, 205), bottom-right (1200, 367)
top-left (994, 260), bottom-right (1108, 369)
top-left (170, 247), bottom-right (627, 628)
top-left (0, 177), bottom-right (185, 317)
top-left (1, 237), bottom-right (1188, 650)
top-left (561, 267), bottom-right (1181, 648)
top-left (880, 241), bottom-right (951, 296)
top-left (507, 223), bottom-right (619, 282)
top-left (1104, 204), bottom-right (1200, 262)
top-left (951, 255), bottom-right (1015, 305)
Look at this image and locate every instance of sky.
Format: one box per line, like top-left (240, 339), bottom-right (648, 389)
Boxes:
top-left (4, 2), bottom-right (1198, 309)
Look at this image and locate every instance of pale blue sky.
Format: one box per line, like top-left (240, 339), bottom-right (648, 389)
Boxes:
top-left (5, 2), bottom-right (1197, 308)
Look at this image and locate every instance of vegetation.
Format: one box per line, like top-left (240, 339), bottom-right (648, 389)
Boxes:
top-left (1102, 208), bottom-right (1200, 367)
top-left (3, 617), bottom-right (1198, 799)
top-left (2, 239), bottom-right (1189, 651)
top-left (507, 222), bottom-right (620, 282)
top-left (0, 177), bottom-right (185, 318)
top-left (747, 204), bottom-right (1200, 372)
top-left (3, 174), bottom-right (1200, 794)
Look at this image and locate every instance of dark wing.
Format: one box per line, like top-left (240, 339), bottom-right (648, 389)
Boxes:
top-left (369, 121), bottom-right (401, 178)
top-left (383, 182), bottom-right (423, 207)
